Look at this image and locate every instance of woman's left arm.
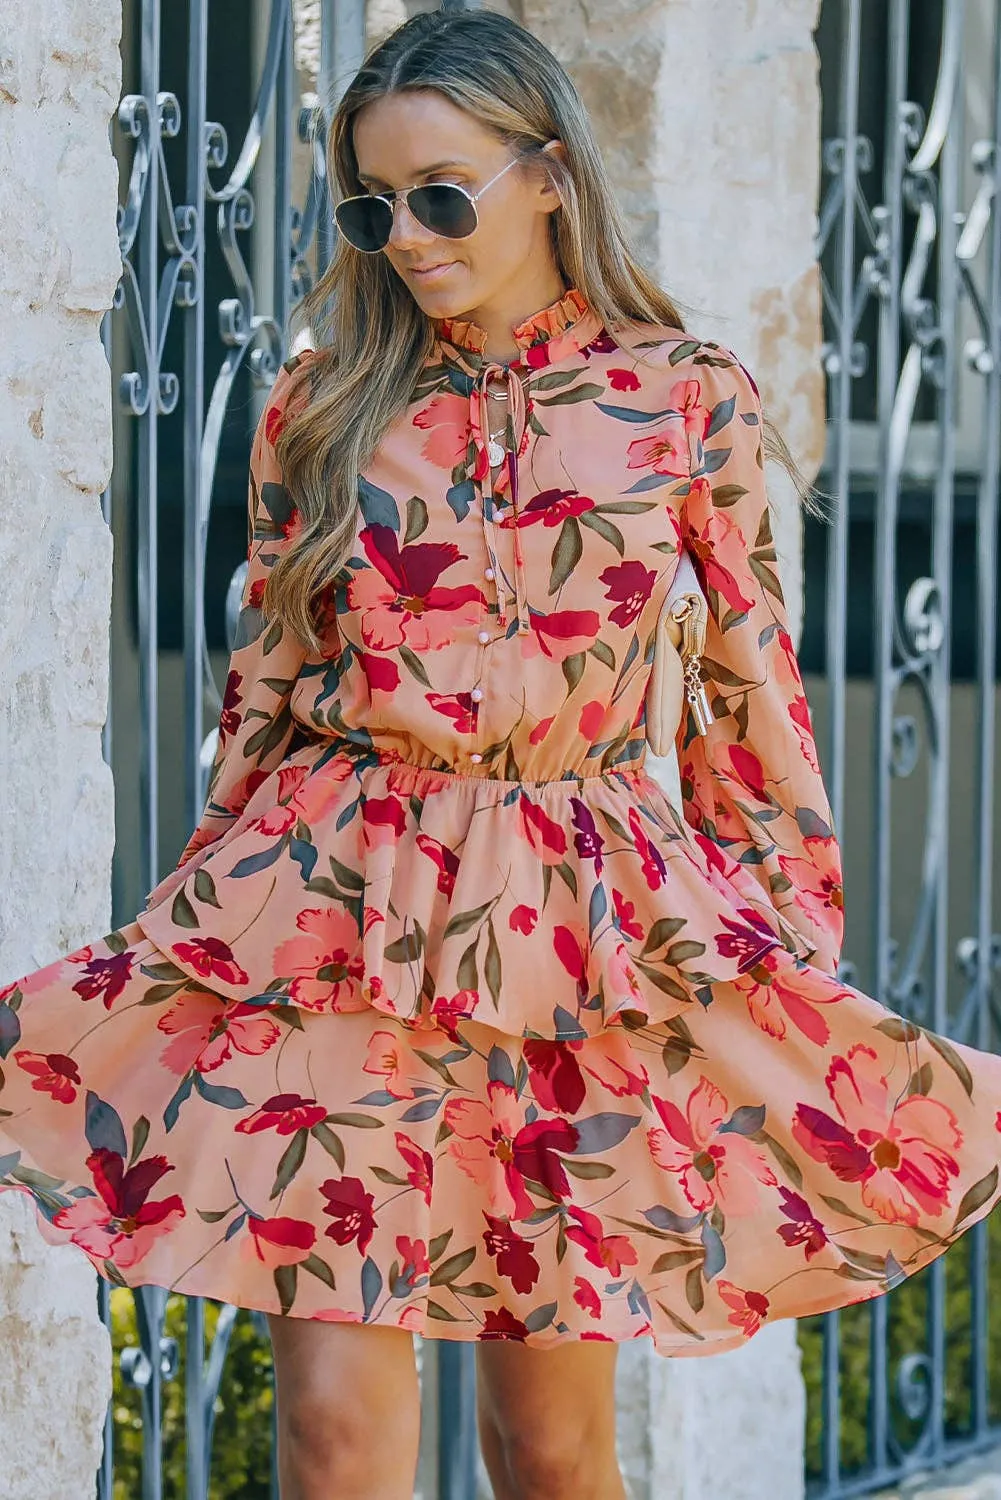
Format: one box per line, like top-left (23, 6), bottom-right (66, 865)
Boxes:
top-left (673, 346), bottom-right (845, 975)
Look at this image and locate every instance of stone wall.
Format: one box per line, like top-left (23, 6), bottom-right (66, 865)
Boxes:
top-left (0, 2), bottom-right (121, 1495)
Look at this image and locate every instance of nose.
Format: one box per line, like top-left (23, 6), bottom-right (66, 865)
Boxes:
top-left (385, 193), bottom-right (436, 252)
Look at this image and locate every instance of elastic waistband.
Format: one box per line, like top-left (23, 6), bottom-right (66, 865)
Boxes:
top-left (314, 736), bottom-right (649, 790)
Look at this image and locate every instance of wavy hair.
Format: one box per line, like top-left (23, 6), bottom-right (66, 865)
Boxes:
top-left (268, 7), bottom-right (827, 652)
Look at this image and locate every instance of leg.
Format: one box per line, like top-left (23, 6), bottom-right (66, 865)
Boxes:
top-left (267, 1315), bottom-right (420, 1500)
top-left (476, 1339), bottom-right (627, 1500)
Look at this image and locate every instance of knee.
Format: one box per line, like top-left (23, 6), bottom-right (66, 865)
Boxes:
top-left (277, 1384), bottom-right (419, 1495)
top-left (497, 1425), bottom-right (613, 1500)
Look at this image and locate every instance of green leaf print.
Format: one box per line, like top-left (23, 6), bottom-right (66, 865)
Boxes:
top-left (274, 1263), bottom-right (298, 1316)
top-left (404, 495), bottom-right (429, 542)
top-left (193, 869), bottom-right (221, 908)
top-left (549, 516), bottom-right (583, 594)
top-left (270, 1128), bottom-right (308, 1199)
top-left (171, 887), bottom-right (200, 930)
top-left (430, 1248), bottom-right (476, 1286)
top-left (84, 1091), bottom-right (128, 1157)
top-left (953, 1166), bottom-right (1000, 1233)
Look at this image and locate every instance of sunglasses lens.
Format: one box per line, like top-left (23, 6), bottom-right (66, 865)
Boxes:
top-left (334, 196), bottom-right (393, 252)
top-left (407, 184), bottom-right (478, 240)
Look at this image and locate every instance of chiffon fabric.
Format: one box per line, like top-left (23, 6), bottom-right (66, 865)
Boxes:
top-left (2, 288), bottom-right (1000, 1357)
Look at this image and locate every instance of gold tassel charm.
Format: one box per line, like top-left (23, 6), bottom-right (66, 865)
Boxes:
top-left (669, 593), bottom-right (714, 735)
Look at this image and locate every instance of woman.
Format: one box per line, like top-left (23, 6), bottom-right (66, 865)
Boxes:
top-left (1, 9), bottom-right (999, 1499)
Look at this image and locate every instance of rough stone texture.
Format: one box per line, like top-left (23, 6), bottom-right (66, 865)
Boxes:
top-left (0, 0), bottom-right (120, 1493)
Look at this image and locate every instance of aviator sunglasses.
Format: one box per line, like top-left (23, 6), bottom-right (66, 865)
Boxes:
top-left (334, 154), bottom-right (526, 254)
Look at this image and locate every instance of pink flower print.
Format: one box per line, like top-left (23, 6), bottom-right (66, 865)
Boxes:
top-left (573, 1276), bottom-right (602, 1318)
top-left (627, 807), bottom-right (667, 892)
top-left (347, 525), bottom-right (486, 652)
top-left (647, 1077), bottom-right (777, 1217)
top-left (429, 990), bottom-right (479, 1041)
top-left (480, 1308), bottom-right (530, 1340)
top-left (218, 669), bottom-right (243, 743)
top-left (682, 485), bottom-right (756, 616)
top-left (396, 1235), bottom-right (430, 1276)
top-left (612, 889), bottom-right (644, 942)
top-left (498, 488), bottom-right (595, 530)
top-left (605, 940), bottom-right (645, 1012)
top-left (523, 1040), bottom-right (586, 1114)
top-left (509, 904), bottom-right (538, 935)
top-left (416, 834), bottom-right (460, 898)
top-left (577, 700), bottom-right (606, 742)
top-left (553, 925), bottom-right (589, 1004)
top-left (792, 1043), bottom-right (962, 1226)
top-left (264, 400), bottom-right (287, 447)
top-left (360, 651), bottom-right (401, 695)
top-left (412, 392), bottom-right (470, 468)
top-left (736, 951), bottom-right (840, 1046)
top-left (361, 794), bottom-right (408, 849)
top-left (363, 1031), bottom-right (416, 1099)
top-left (272, 907), bottom-right (365, 1011)
top-left (156, 994), bottom-right (280, 1075)
top-left (599, 560), bottom-right (657, 628)
top-left (776, 1187), bottom-right (828, 1259)
top-left (245, 1215), bottom-right (317, 1268)
top-left (672, 378), bottom-right (712, 442)
top-left (426, 692), bottom-right (478, 734)
top-left (570, 798), bottom-right (604, 875)
top-left (517, 795), bottom-right (568, 865)
top-left (565, 1206), bottom-right (638, 1277)
top-left (607, 368), bottom-right (641, 392)
top-left (482, 1214), bottom-right (541, 1293)
top-left (394, 1235), bottom-right (430, 1292)
top-left (395, 1132), bottom-right (433, 1206)
top-left (579, 1032), bottom-right (649, 1097)
top-left (70, 947), bottom-right (135, 1010)
top-left (716, 1280), bottom-right (770, 1338)
top-left (713, 909), bottom-right (785, 975)
top-left (320, 1175), bottom-right (376, 1254)
top-left (521, 608), bottom-right (601, 662)
top-left (14, 1050), bottom-right (81, 1104)
top-left (52, 1148), bottom-right (185, 1269)
top-left (626, 422), bottom-right (688, 478)
top-left (235, 1093), bottom-right (327, 1136)
top-left (171, 937), bottom-right (249, 989)
top-left (529, 715), bottom-right (554, 745)
top-left (444, 1081), bottom-right (578, 1221)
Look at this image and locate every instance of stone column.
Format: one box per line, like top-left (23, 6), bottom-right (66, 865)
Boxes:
top-left (518, 3), bottom-right (824, 1498)
top-left (0, 4), bottom-right (121, 1496)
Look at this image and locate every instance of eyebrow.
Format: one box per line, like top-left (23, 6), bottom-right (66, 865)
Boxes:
top-left (356, 159), bottom-right (472, 187)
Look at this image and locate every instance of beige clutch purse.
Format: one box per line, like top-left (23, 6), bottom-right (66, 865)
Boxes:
top-left (645, 548), bottom-right (714, 757)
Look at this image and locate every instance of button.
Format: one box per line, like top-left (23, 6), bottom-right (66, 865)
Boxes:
top-left (477, 629), bottom-right (490, 644)
top-left (470, 753), bottom-right (483, 764)
top-left (471, 688), bottom-right (483, 702)
top-left (484, 567), bottom-right (495, 581)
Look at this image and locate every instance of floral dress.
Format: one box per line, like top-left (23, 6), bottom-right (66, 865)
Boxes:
top-left (2, 287), bottom-right (999, 1356)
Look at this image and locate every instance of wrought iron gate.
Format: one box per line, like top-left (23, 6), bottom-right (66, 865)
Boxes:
top-left (101, 2), bottom-right (478, 1495)
top-left (100, 0), bottom-right (1001, 1495)
top-left (804, 0), bottom-right (1001, 1494)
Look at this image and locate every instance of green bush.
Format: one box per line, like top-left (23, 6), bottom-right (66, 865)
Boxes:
top-left (110, 1291), bottom-right (276, 1498)
top-left (799, 1206), bottom-right (1001, 1483)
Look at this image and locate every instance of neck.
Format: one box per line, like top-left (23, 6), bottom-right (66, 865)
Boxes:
top-left (465, 269), bottom-right (569, 364)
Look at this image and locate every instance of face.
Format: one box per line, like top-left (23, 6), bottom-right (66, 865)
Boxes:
top-left (349, 90), bottom-right (565, 324)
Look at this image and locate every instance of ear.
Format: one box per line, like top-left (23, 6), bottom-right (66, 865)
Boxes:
top-left (536, 138), bottom-right (567, 213)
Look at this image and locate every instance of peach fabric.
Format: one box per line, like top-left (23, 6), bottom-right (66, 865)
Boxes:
top-left (1, 288), bottom-right (999, 1356)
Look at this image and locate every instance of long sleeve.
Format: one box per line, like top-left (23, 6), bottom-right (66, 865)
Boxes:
top-left (674, 345), bottom-right (845, 975)
top-left (143, 353), bottom-right (314, 911)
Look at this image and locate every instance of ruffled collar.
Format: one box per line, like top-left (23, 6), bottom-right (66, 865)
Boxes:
top-left (432, 286), bottom-right (605, 375)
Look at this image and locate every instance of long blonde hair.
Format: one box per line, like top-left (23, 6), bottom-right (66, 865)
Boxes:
top-left (270, 7), bottom-right (826, 653)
